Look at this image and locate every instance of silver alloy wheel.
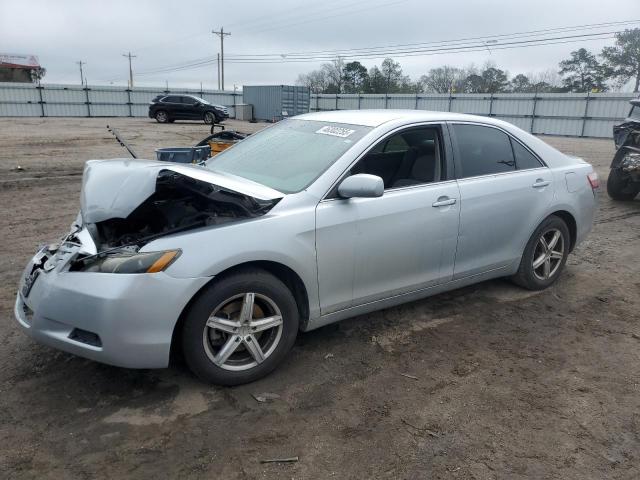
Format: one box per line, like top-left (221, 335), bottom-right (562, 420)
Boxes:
top-left (156, 111), bottom-right (168, 122)
top-left (532, 228), bottom-right (565, 281)
top-left (202, 292), bottom-right (283, 371)
top-left (204, 112), bottom-right (214, 124)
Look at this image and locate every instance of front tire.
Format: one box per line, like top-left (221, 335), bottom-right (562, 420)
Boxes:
top-left (511, 215), bottom-right (570, 291)
top-left (182, 268), bottom-right (299, 385)
top-left (607, 168), bottom-right (640, 201)
top-left (204, 112), bottom-right (218, 124)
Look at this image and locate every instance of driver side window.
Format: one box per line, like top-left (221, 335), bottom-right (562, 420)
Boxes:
top-left (350, 126), bottom-right (444, 190)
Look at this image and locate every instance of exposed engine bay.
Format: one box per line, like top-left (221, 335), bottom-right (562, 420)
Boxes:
top-left (87, 170), bottom-right (279, 250)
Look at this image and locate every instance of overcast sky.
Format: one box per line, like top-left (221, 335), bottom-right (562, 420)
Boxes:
top-left (1, 0), bottom-right (638, 90)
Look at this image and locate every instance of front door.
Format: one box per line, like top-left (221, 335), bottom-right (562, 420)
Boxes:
top-left (315, 124), bottom-right (460, 314)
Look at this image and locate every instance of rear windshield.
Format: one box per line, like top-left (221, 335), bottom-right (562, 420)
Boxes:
top-left (630, 105), bottom-right (640, 121)
top-left (205, 119), bottom-right (371, 193)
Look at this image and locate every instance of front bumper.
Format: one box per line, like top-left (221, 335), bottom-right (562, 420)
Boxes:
top-left (15, 247), bottom-right (211, 369)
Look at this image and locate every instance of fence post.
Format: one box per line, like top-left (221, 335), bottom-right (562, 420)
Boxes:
top-left (37, 84), bottom-right (45, 117)
top-left (358, 93), bottom-right (361, 110)
top-left (415, 93), bottom-right (419, 110)
top-left (335, 94), bottom-right (339, 111)
top-left (447, 89), bottom-right (453, 112)
top-left (385, 94), bottom-right (389, 109)
top-left (84, 85), bottom-right (91, 117)
top-left (530, 92), bottom-right (538, 134)
top-left (580, 91), bottom-right (591, 138)
top-left (317, 94), bottom-right (320, 112)
top-left (488, 93), bottom-right (494, 117)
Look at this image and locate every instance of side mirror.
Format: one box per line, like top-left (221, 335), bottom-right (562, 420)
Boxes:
top-left (338, 174), bottom-right (384, 199)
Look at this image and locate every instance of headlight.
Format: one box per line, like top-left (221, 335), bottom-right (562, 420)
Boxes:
top-left (78, 249), bottom-right (181, 274)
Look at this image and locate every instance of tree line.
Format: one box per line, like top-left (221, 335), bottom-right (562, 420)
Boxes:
top-left (296, 28), bottom-right (640, 94)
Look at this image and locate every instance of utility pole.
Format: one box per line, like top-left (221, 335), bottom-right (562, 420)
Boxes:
top-left (76, 60), bottom-right (86, 86)
top-left (217, 53), bottom-right (220, 90)
top-left (212, 27), bottom-right (231, 90)
top-left (122, 52), bottom-right (137, 89)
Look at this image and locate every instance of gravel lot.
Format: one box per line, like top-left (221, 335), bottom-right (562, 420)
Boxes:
top-left (0, 117), bottom-right (639, 479)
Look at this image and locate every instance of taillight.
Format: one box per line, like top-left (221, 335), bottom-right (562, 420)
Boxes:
top-left (587, 171), bottom-right (599, 190)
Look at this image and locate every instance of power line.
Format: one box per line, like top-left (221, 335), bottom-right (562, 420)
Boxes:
top-left (133, 28), bottom-right (625, 77)
top-left (131, 19), bottom-right (638, 77)
top-left (229, 19), bottom-right (640, 58)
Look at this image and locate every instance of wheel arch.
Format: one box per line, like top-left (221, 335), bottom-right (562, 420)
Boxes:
top-left (169, 260), bottom-right (310, 363)
top-left (549, 210), bottom-right (577, 252)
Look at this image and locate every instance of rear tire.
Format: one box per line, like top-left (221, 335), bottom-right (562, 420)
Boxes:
top-left (182, 268), bottom-right (299, 385)
top-left (607, 168), bottom-right (640, 201)
top-left (155, 110), bottom-right (169, 123)
top-left (511, 215), bottom-right (570, 291)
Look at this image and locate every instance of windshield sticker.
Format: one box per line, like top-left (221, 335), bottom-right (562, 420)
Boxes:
top-left (316, 125), bottom-right (356, 138)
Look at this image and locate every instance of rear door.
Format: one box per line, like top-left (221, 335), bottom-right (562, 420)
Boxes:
top-left (450, 122), bottom-right (554, 278)
top-left (161, 95), bottom-right (182, 118)
top-left (180, 96), bottom-right (201, 119)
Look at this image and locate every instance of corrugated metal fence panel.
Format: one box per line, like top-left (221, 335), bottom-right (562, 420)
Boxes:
top-left (451, 94), bottom-right (491, 115)
top-left (583, 119), bottom-right (616, 138)
top-left (337, 94), bottom-right (359, 109)
top-left (0, 82), bottom-right (40, 102)
top-left (587, 94), bottom-right (633, 119)
top-left (42, 84), bottom-right (86, 104)
top-left (492, 94), bottom-right (533, 115)
top-left (386, 95), bottom-right (417, 109)
top-left (360, 95), bottom-right (386, 109)
top-left (309, 92), bottom-right (637, 138)
top-left (534, 117), bottom-right (583, 136)
top-left (417, 95), bottom-right (450, 111)
top-left (89, 87), bottom-right (128, 104)
top-left (130, 88), bottom-right (163, 104)
top-left (0, 102), bottom-right (41, 116)
top-left (91, 104), bottom-right (130, 116)
top-left (535, 94), bottom-right (586, 117)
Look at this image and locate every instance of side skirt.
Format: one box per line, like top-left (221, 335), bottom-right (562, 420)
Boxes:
top-left (302, 264), bottom-right (515, 332)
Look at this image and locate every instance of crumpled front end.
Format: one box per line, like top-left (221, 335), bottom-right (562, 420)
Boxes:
top-left (15, 230), bottom-right (211, 368)
top-left (14, 158), bottom-right (284, 368)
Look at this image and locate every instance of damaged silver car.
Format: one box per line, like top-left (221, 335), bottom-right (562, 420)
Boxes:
top-left (15, 111), bottom-right (598, 385)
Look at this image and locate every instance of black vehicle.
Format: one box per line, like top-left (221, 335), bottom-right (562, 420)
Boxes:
top-left (148, 94), bottom-right (229, 124)
top-left (608, 99), bottom-right (640, 200)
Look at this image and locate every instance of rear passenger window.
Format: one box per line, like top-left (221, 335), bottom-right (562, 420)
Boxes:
top-left (510, 138), bottom-right (543, 170)
top-left (453, 124), bottom-right (515, 178)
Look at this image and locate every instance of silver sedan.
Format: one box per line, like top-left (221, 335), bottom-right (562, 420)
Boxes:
top-left (15, 110), bottom-right (598, 385)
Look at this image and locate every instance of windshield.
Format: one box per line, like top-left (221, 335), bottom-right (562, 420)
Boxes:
top-left (192, 96), bottom-right (210, 105)
top-left (205, 119), bottom-right (372, 193)
top-left (630, 105), bottom-right (640, 121)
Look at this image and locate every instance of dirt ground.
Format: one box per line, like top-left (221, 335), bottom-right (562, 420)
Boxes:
top-left (0, 117), bottom-right (639, 480)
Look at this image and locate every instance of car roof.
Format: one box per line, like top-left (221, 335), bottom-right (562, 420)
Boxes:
top-left (295, 109), bottom-right (510, 128)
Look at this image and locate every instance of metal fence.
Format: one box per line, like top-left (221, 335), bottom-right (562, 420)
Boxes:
top-left (0, 82), bottom-right (241, 118)
top-left (311, 92), bottom-right (638, 138)
top-left (1, 82), bottom-right (636, 138)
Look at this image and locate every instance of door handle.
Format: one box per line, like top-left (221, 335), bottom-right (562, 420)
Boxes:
top-left (532, 179), bottom-right (550, 188)
top-left (432, 197), bottom-right (456, 207)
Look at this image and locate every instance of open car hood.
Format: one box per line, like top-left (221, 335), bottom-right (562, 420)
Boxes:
top-left (80, 159), bottom-right (283, 224)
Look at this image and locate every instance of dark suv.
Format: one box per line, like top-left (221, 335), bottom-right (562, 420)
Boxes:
top-left (148, 94), bottom-right (229, 124)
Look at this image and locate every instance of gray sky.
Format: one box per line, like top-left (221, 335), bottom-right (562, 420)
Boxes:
top-left (1, 0), bottom-right (638, 89)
